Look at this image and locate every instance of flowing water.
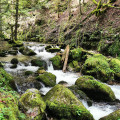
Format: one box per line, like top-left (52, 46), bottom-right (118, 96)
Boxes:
top-left (0, 42), bottom-right (120, 120)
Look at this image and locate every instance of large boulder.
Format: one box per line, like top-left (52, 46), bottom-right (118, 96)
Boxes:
top-left (109, 58), bottom-right (120, 81)
top-left (44, 84), bottom-right (94, 120)
top-left (0, 90), bottom-right (25, 120)
top-left (19, 47), bottom-right (36, 56)
top-left (19, 88), bottom-right (46, 120)
top-left (31, 59), bottom-right (47, 70)
top-left (36, 72), bottom-right (56, 87)
top-left (82, 54), bottom-right (113, 82)
top-left (69, 85), bottom-right (92, 106)
top-left (50, 55), bottom-right (63, 70)
top-left (99, 109), bottom-right (120, 120)
top-left (75, 76), bottom-right (116, 102)
top-left (11, 58), bottom-right (19, 64)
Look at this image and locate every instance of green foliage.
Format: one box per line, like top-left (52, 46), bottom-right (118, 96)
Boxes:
top-left (91, 0), bottom-right (115, 17)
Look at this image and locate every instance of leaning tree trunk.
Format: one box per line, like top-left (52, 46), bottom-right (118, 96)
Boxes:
top-left (15, 0), bottom-right (19, 41)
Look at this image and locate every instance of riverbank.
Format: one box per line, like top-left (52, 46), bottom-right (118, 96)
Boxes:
top-left (0, 41), bottom-right (120, 120)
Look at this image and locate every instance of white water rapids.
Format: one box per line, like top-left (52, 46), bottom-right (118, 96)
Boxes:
top-left (1, 42), bottom-right (120, 120)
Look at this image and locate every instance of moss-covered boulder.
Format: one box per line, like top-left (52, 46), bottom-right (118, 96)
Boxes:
top-left (24, 71), bottom-right (34, 76)
top-left (19, 88), bottom-right (46, 120)
top-left (109, 58), bottom-right (120, 81)
top-left (10, 64), bottom-right (17, 69)
top-left (37, 67), bottom-right (46, 74)
top-left (11, 58), bottom-right (19, 64)
top-left (0, 90), bottom-right (25, 120)
top-left (36, 72), bottom-right (56, 87)
top-left (82, 54), bottom-right (113, 82)
top-left (69, 85), bottom-right (92, 106)
top-left (68, 60), bottom-right (80, 72)
top-left (0, 50), bottom-right (7, 57)
top-left (69, 48), bottom-right (82, 62)
top-left (47, 48), bottom-right (61, 53)
top-left (99, 109), bottom-right (120, 120)
top-left (44, 84), bottom-right (94, 120)
top-left (58, 81), bottom-right (68, 85)
top-left (75, 76), bottom-right (116, 102)
top-left (31, 59), bottom-right (47, 70)
top-left (12, 41), bottom-right (23, 47)
top-left (37, 69), bottom-right (46, 74)
top-left (45, 45), bottom-right (52, 50)
top-left (50, 55), bottom-right (63, 70)
top-left (19, 47), bottom-right (36, 56)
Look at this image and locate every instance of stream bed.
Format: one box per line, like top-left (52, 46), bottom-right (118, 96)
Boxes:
top-left (0, 42), bottom-right (120, 120)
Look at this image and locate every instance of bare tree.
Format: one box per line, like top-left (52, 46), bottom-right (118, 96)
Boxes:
top-left (15, 0), bottom-right (19, 41)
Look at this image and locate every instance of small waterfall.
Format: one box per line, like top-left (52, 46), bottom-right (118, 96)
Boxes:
top-left (109, 85), bottom-right (120, 100)
top-left (40, 82), bottom-right (52, 95)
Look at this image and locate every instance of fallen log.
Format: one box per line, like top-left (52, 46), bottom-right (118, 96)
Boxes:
top-left (62, 45), bottom-right (70, 73)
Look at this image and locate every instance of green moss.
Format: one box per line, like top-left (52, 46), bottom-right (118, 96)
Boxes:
top-left (75, 76), bottom-right (116, 102)
top-left (47, 48), bottom-right (61, 53)
top-left (50, 55), bottom-right (63, 69)
top-left (31, 59), bottom-right (47, 69)
top-left (109, 58), bottom-right (120, 81)
top-left (24, 71), bottom-right (33, 76)
top-left (68, 61), bottom-right (80, 72)
top-left (19, 89), bottom-right (46, 120)
top-left (99, 109), bottom-right (120, 120)
top-left (44, 84), bottom-right (94, 120)
top-left (82, 54), bottom-right (114, 82)
top-left (19, 47), bottom-right (36, 56)
top-left (36, 72), bottom-right (56, 87)
top-left (12, 41), bottom-right (23, 47)
top-left (70, 48), bottom-right (82, 61)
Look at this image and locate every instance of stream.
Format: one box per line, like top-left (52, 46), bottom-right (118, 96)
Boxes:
top-left (0, 42), bottom-right (120, 120)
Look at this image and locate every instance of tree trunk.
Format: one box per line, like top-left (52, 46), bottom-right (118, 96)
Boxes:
top-left (57, 2), bottom-right (60, 18)
top-left (15, 0), bottom-right (19, 41)
top-left (0, 0), bottom-right (2, 40)
top-left (79, 0), bottom-right (82, 15)
top-left (68, 0), bottom-right (71, 20)
top-left (62, 45), bottom-right (70, 73)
